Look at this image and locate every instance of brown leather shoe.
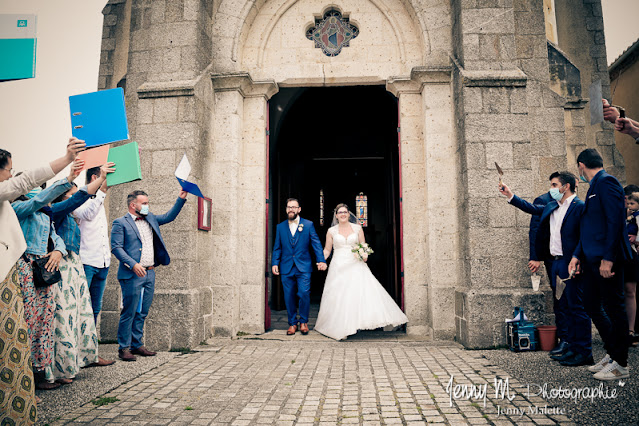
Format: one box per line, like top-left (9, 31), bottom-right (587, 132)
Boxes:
top-left (287, 325), bottom-right (298, 335)
top-left (118, 348), bottom-right (137, 362)
top-left (87, 356), bottom-right (116, 367)
top-left (131, 346), bottom-right (157, 356)
top-left (300, 323), bottom-right (309, 335)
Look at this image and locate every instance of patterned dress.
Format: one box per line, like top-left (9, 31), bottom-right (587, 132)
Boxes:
top-left (18, 253), bottom-right (55, 371)
top-left (0, 263), bottom-right (37, 424)
top-left (44, 251), bottom-right (98, 382)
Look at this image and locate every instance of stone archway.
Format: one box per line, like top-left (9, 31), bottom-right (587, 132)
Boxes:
top-left (207, 0), bottom-right (459, 338)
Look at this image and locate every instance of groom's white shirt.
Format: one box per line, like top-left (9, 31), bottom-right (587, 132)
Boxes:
top-left (288, 216), bottom-right (300, 236)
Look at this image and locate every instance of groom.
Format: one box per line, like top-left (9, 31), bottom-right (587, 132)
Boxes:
top-left (272, 198), bottom-right (327, 335)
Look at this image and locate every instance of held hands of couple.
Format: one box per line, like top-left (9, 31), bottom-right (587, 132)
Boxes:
top-left (272, 263), bottom-right (327, 275)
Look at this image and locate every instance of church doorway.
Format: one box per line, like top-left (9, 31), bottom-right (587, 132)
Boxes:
top-left (267, 86), bottom-right (403, 326)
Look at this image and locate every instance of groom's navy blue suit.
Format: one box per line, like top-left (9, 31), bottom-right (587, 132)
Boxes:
top-left (272, 218), bottom-right (325, 326)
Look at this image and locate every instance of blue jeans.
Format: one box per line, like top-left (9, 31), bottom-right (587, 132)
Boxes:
top-left (117, 270), bottom-right (155, 350)
top-left (281, 265), bottom-right (311, 326)
top-left (84, 264), bottom-right (109, 324)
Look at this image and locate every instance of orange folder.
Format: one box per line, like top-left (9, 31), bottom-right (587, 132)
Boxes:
top-left (77, 144), bottom-right (109, 171)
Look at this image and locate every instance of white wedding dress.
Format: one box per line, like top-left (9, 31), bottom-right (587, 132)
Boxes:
top-left (314, 223), bottom-right (408, 340)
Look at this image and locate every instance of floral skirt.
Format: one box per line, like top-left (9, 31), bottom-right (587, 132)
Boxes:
top-left (0, 263), bottom-right (38, 424)
top-left (44, 252), bottom-right (98, 382)
top-left (17, 253), bottom-right (54, 371)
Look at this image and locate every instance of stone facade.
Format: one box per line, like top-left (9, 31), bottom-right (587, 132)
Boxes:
top-left (98, 0), bottom-right (621, 349)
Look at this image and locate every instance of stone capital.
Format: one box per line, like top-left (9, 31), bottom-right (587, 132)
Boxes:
top-left (210, 72), bottom-right (279, 100)
top-left (386, 66), bottom-right (453, 96)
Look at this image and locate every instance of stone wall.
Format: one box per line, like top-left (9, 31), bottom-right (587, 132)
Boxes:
top-left (99, 0), bottom-right (216, 350)
top-left (96, 0), bottom-right (620, 348)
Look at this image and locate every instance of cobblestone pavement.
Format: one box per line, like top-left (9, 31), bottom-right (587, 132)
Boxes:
top-left (51, 335), bottom-right (581, 426)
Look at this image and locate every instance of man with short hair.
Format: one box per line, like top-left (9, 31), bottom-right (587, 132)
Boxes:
top-left (500, 171), bottom-right (591, 365)
top-left (111, 189), bottom-right (187, 361)
top-left (569, 148), bottom-right (632, 380)
top-left (272, 198), bottom-right (327, 335)
top-left (527, 175), bottom-right (556, 276)
top-left (75, 166), bottom-right (111, 324)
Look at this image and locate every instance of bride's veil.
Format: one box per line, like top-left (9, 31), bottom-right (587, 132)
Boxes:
top-left (330, 204), bottom-right (361, 226)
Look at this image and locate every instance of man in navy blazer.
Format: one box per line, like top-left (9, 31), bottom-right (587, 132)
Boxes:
top-left (111, 189), bottom-right (187, 361)
top-left (569, 149), bottom-right (632, 380)
top-left (272, 198), bottom-right (326, 335)
top-left (501, 172), bottom-right (592, 366)
top-left (528, 186), bottom-right (553, 275)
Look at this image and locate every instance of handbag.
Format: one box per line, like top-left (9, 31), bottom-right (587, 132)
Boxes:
top-left (31, 255), bottom-right (62, 287)
top-left (29, 223), bottom-right (61, 288)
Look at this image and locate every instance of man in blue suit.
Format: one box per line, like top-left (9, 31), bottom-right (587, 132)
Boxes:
top-left (272, 198), bottom-right (326, 335)
top-left (111, 189), bottom-right (187, 361)
top-left (501, 172), bottom-right (591, 365)
top-left (527, 182), bottom-right (554, 277)
top-left (569, 149), bottom-right (632, 381)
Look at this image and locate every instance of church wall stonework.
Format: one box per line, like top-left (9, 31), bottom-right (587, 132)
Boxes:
top-left (98, 0), bottom-right (620, 349)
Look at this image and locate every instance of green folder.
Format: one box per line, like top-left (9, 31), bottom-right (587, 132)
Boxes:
top-left (106, 141), bottom-right (142, 186)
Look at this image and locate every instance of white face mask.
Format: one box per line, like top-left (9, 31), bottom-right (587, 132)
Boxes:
top-left (135, 203), bottom-right (149, 216)
top-left (549, 187), bottom-right (563, 201)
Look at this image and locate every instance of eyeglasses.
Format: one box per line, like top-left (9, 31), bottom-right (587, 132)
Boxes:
top-left (286, 206), bottom-right (300, 210)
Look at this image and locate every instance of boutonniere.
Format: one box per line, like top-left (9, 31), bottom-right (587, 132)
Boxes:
top-left (298, 223), bottom-right (304, 233)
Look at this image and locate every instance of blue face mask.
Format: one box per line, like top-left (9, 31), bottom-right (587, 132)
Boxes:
top-left (549, 187), bottom-right (563, 202)
top-left (578, 169), bottom-right (588, 183)
top-left (138, 204), bottom-right (149, 216)
top-left (25, 187), bottom-right (42, 199)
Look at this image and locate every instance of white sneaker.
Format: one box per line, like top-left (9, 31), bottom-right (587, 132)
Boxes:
top-left (588, 354), bottom-right (611, 373)
top-left (593, 361), bottom-right (630, 381)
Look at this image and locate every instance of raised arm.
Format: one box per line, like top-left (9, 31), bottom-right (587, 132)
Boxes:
top-left (48, 138), bottom-right (86, 176)
top-left (73, 190), bottom-right (105, 221)
top-left (50, 187), bottom-right (92, 224)
top-left (85, 162), bottom-right (115, 195)
top-left (155, 193), bottom-right (187, 225)
top-left (11, 178), bottom-right (72, 219)
top-left (323, 230), bottom-right (333, 260)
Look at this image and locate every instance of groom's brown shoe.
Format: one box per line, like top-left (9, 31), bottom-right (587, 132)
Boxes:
top-left (131, 346), bottom-right (156, 356)
top-left (287, 325), bottom-right (298, 335)
top-left (300, 323), bottom-right (309, 335)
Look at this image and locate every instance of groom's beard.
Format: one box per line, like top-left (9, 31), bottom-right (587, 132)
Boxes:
top-left (288, 212), bottom-right (298, 221)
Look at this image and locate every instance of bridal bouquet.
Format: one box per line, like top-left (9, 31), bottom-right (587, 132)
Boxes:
top-left (352, 242), bottom-right (374, 262)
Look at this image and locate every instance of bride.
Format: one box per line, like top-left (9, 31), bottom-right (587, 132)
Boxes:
top-left (314, 203), bottom-right (408, 340)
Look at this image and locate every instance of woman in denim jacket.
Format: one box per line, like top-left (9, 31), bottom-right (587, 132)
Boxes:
top-left (11, 166), bottom-right (81, 390)
top-left (0, 139), bottom-right (84, 424)
top-left (44, 162), bottom-right (116, 385)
